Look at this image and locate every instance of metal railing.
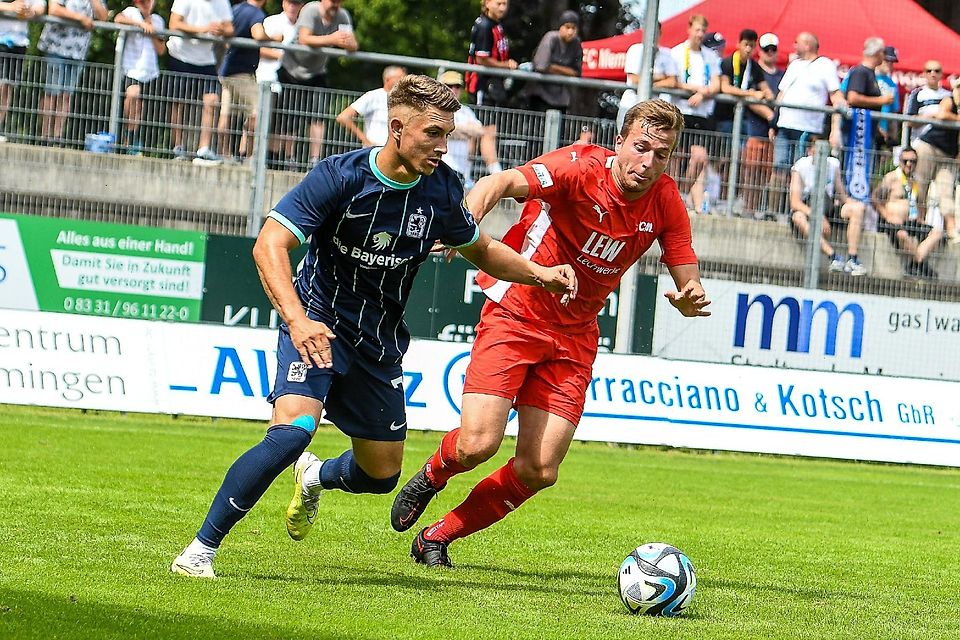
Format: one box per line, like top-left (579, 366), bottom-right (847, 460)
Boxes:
top-left (1, 18), bottom-right (958, 292)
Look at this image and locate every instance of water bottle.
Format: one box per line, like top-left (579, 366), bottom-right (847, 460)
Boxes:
top-left (701, 191), bottom-right (711, 215)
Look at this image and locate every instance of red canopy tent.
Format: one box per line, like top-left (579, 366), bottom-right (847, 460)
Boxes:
top-left (581, 0), bottom-right (960, 83)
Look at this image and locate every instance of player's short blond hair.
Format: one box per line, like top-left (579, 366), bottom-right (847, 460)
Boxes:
top-left (620, 99), bottom-right (685, 149)
top-left (388, 75), bottom-right (462, 114)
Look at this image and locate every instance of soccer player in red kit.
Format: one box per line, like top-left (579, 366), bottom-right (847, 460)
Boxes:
top-left (391, 98), bottom-right (711, 567)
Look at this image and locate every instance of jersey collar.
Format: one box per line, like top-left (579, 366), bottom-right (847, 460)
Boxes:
top-left (369, 147), bottom-right (421, 190)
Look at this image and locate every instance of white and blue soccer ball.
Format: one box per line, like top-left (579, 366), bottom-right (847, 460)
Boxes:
top-left (618, 542), bottom-right (697, 616)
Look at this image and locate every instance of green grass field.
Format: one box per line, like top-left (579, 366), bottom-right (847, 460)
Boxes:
top-left (2, 403), bottom-right (960, 640)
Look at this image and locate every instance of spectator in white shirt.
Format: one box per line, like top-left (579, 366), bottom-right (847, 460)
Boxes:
top-left (668, 14), bottom-right (721, 213)
top-left (256, 0), bottom-right (303, 169)
top-left (773, 32), bottom-right (845, 169)
top-left (166, 0), bottom-right (234, 161)
top-left (0, 0), bottom-right (46, 142)
top-left (335, 65), bottom-right (406, 148)
top-left (114, 0), bottom-right (166, 155)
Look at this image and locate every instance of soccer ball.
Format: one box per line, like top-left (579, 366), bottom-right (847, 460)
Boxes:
top-left (618, 542), bottom-right (697, 616)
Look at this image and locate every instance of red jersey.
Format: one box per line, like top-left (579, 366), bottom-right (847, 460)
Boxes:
top-left (476, 144), bottom-right (697, 331)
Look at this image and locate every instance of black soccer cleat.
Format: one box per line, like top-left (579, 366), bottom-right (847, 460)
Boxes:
top-left (411, 528), bottom-right (452, 568)
top-left (391, 465), bottom-right (442, 532)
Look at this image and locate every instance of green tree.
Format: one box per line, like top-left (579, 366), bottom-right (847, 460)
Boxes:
top-left (328, 0), bottom-right (478, 92)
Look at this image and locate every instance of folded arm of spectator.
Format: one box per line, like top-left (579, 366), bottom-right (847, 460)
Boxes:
top-left (0, 0), bottom-right (37, 19)
top-left (298, 26), bottom-right (357, 52)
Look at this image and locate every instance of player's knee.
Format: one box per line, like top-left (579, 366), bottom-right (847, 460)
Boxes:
top-left (514, 461), bottom-right (558, 492)
top-left (456, 434), bottom-right (499, 469)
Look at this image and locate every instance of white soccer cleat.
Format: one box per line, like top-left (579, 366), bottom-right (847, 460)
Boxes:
top-left (286, 451), bottom-right (322, 541)
top-left (170, 547), bottom-right (217, 579)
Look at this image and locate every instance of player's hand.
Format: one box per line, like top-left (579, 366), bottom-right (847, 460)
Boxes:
top-left (533, 264), bottom-right (578, 305)
top-left (664, 281), bottom-right (711, 317)
top-left (289, 318), bottom-right (337, 369)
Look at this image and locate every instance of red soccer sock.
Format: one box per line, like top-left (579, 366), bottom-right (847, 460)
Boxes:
top-left (423, 457), bottom-right (535, 544)
top-left (424, 428), bottom-right (470, 489)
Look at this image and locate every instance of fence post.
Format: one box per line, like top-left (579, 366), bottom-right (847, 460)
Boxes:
top-left (108, 31), bottom-right (126, 142)
top-left (803, 140), bottom-right (831, 289)
top-left (725, 100), bottom-right (744, 216)
top-left (247, 80), bottom-right (274, 237)
top-left (543, 109), bottom-right (562, 153)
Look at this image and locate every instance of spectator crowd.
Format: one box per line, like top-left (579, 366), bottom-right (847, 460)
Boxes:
top-left (0, 0), bottom-right (958, 279)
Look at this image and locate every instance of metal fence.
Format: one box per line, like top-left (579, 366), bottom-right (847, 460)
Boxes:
top-left (1, 17), bottom-right (959, 368)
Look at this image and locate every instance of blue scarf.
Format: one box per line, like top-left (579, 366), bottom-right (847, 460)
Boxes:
top-left (844, 108), bottom-right (873, 202)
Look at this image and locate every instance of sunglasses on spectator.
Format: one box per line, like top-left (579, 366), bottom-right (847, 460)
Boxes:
top-left (761, 46), bottom-right (777, 53)
top-left (925, 68), bottom-right (942, 73)
top-left (901, 158), bottom-right (917, 164)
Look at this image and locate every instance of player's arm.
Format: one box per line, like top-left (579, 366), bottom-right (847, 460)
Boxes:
top-left (663, 263), bottom-right (710, 317)
top-left (253, 219), bottom-right (336, 367)
top-left (465, 168), bottom-right (528, 223)
top-left (457, 231), bottom-right (577, 300)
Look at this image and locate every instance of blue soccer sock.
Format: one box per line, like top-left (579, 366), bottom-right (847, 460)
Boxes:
top-left (196, 423), bottom-right (312, 548)
top-left (319, 449), bottom-right (400, 495)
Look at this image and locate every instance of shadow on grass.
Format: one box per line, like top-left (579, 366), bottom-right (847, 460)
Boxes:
top-left (706, 577), bottom-right (861, 601)
top-left (248, 561), bottom-right (611, 598)
top-left (0, 588), bottom-right (367, 640)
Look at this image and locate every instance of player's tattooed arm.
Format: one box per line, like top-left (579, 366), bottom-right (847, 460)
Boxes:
top-left (254, 219), bottom-right (337, 368)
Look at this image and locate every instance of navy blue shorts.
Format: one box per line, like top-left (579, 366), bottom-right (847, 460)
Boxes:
top-left (268, 323), bottom-right (408, 442)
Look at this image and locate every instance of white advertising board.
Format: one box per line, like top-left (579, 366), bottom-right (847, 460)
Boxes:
top-left (2, 309), bottom-right (959, 467)
top-left (652, 275), bottom-right (960, 380)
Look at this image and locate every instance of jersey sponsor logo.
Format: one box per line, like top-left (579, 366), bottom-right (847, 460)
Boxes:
top-left (287, 361), bottom-right (308, 383)
top-left (593, 204), bottom-right (608, 224)
top-left (372, 231), bottom-right (392, 250)
top-left (406, 211), bottom-right (428, 239)
top-left (580, 231), bottom-right (626, 262)
top-left (638, 221), bottom-right (654, 233)
top-left (332, 235), bottom-right (414, 269)
top-left (532, 163), bottom-right (553, 188)
top-left (576, 254), bottom-right (623, 276)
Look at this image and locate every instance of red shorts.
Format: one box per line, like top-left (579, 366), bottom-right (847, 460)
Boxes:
top-left (462, 302), bottom-right (599, 425)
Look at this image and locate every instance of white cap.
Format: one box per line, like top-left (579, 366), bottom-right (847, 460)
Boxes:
top-left (758, 33), bottom-right (779, 49)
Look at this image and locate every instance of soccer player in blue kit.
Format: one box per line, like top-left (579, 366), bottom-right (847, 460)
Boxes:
top-left (171, 74), bottom-right (577, 577)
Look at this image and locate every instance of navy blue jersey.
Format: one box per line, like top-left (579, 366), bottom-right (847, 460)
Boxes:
top-left (269, 147), bottom-right (479, 363)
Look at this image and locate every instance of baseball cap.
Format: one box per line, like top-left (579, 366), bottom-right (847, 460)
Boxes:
top-left (758, 33), bottom-right (779, 50)
top-left (558, 10), bottom-right (580, 27)
top-left (703, 32), bottom-right (726, 52)
top-left (438, 70), bottom-right (464, 86)
top-left (883, 45), bottom-right (899, 62)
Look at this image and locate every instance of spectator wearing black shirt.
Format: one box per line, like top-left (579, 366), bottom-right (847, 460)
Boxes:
top-left (208, 0), bottom-right (281, 165)
top-left (716, 29), bottom-right (773, 219)
top-left (466, 0), bottom-right (517, 107)
top-left (465, 0), bottom-right (515, 174)
top-left (716, 29), bottom-right (772, 137)
top-left (834, 37), bottom-right (893, 148)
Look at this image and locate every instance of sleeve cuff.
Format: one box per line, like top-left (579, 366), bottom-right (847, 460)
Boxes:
top-left (446, 225), bottom-right (481, 249)
top-left (267, 210), bottom-right (306, 245)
